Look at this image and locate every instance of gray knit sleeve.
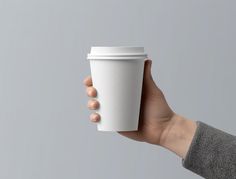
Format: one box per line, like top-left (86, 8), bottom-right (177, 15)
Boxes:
top-left (182, 121), bottom-right (236, 179)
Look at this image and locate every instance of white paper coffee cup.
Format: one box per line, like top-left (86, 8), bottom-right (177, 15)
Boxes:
top-left (87, 46), bottom-right (147, 131)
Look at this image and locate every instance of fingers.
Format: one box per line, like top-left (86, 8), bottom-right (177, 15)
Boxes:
top-left (86, 86), bottom-right (97, 97)
top-left (90, 113), bottom-right (101, 122)
top-left (84, 75), bottom-right (101, 123)
top-left (87, 99), bottom-right (101, 123)
top-left (87, 99), bottom-right (100, 110)
top-left (83, 76), bottom-right (93, 87)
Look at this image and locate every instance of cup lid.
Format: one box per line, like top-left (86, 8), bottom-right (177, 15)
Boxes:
top-left (87, 46), bottom-right (147, 60)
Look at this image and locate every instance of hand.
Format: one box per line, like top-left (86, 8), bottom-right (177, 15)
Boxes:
top-left (84, 59), bottom-right (197, 158)
top-left (83, 60), bottom-right (174, 145)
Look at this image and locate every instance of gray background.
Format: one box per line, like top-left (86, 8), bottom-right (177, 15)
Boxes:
top-left (0, 0), bottom-right (236, 178)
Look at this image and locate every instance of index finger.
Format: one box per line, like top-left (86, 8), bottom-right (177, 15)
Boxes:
top-left (83, 76), bottom-right (93, 87)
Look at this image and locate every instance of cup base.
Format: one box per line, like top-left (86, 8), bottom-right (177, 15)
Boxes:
top-left (97, 126), bottom-right (138, 132)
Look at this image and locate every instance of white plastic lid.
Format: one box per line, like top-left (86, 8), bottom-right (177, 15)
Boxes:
top-left (87, 46), bottom-right (147, 60)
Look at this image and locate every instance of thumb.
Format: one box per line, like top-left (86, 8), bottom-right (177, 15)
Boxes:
top-left (143, 59), bottom-right (153, 81)
top-left (143, 59), bottom-right (163, 94)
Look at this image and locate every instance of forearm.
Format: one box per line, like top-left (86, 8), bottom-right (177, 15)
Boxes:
top-left (159, 114), bottom-right (197, 159)
top-left (182, 121), bottom-right (236, 178)
top-left (160, 114), bottom-right (236, 178)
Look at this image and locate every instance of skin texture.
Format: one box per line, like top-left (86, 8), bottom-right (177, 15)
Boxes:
top-left (84, 59), bottom-right (197, 158)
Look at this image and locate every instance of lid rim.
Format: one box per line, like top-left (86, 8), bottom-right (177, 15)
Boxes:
top-left (87, 46), bottom-right (147, 60)
top-left (87, 56), bottom-right (147, 60)
top-left (87, 54), bottom-right (147, 57)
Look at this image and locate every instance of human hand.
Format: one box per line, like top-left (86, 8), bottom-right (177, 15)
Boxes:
top-left (84, 60), bottom-right (175, 145)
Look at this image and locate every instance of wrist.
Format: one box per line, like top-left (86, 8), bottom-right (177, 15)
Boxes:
top-left (159, 113), bottom-right (197, 158)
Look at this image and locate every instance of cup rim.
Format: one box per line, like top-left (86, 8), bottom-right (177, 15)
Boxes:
top-left (87, 46), bottom-right (147, 60)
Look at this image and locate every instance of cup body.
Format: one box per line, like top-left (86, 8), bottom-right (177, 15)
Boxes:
top-left (87, 47), bottom-right (147, 131)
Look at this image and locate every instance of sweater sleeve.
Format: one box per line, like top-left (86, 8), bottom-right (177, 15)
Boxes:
top-left (182, 121), bottom-right (236, 179)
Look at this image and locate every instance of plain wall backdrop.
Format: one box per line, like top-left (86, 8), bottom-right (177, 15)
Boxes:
top-left (0, 0), bottom-right (236, 178)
